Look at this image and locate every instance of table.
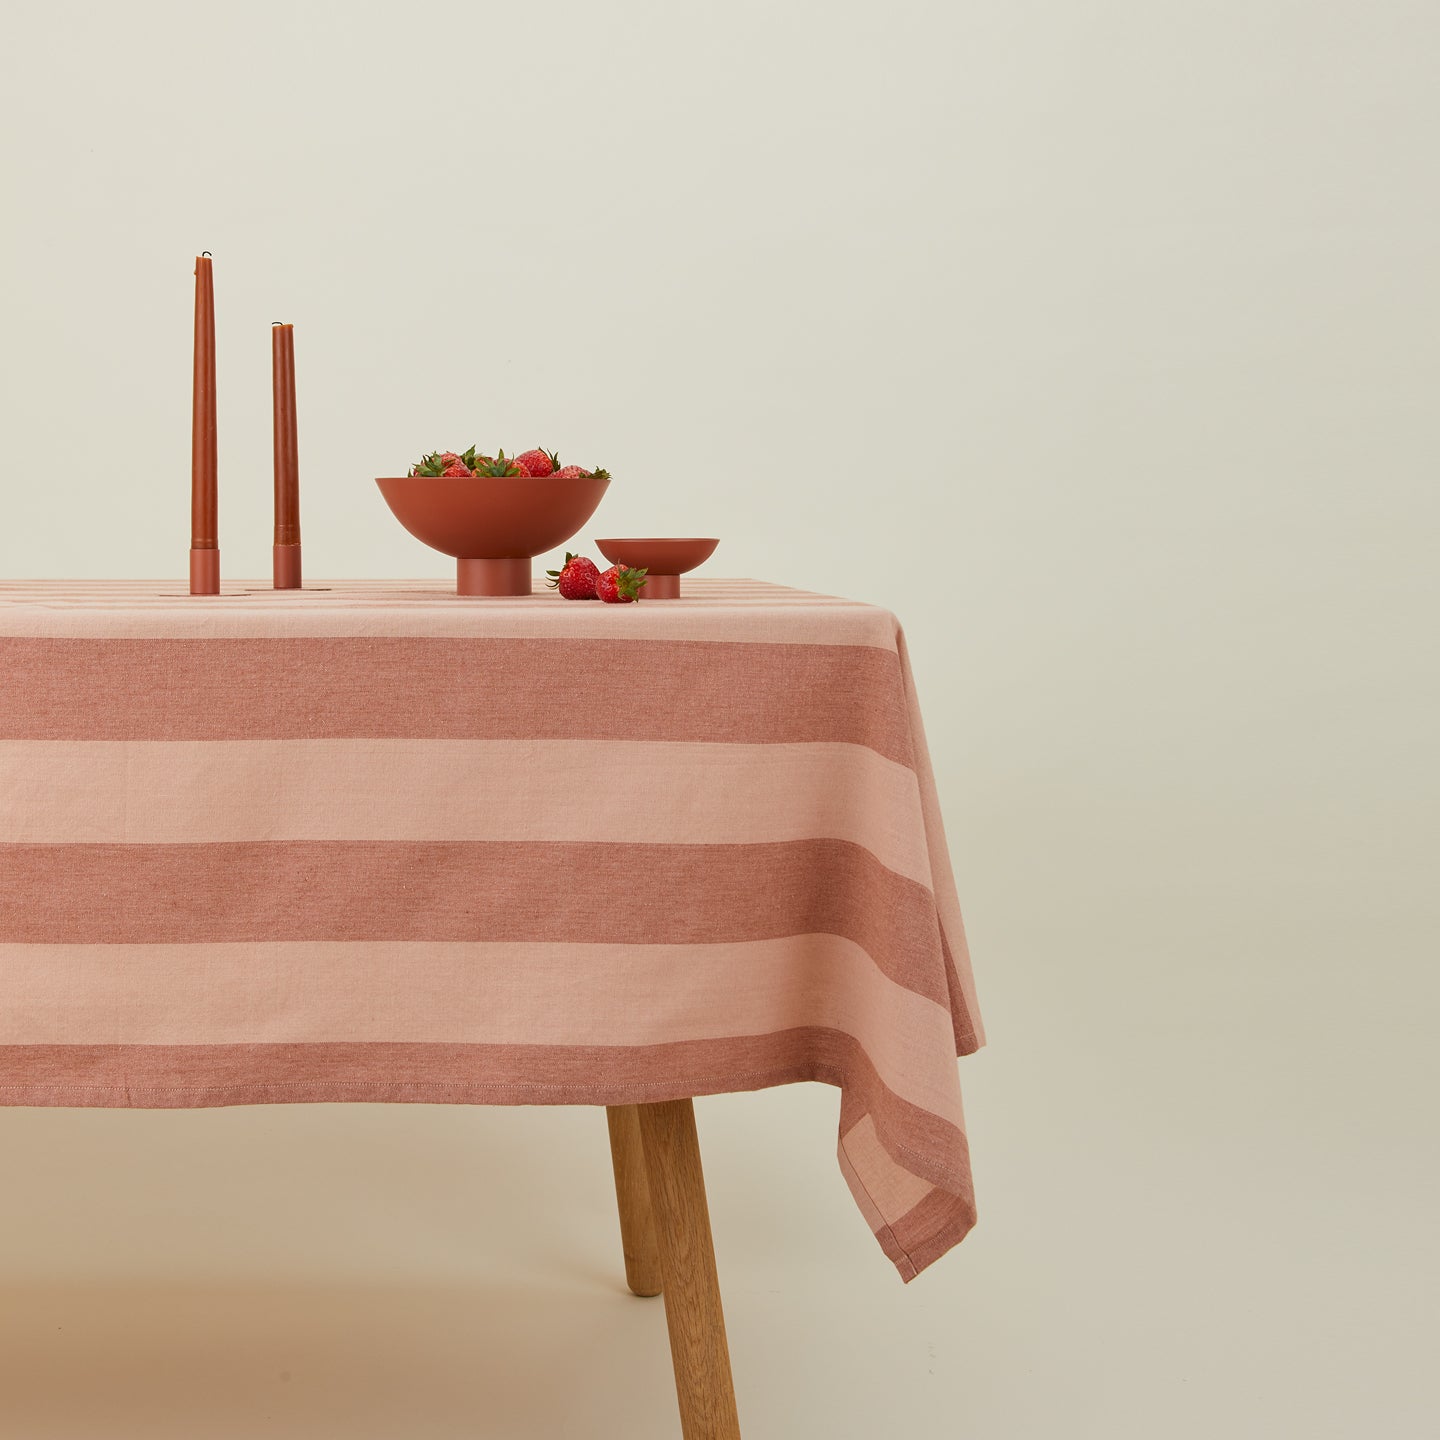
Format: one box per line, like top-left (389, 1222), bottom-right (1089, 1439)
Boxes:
top-left (0, 578), bottom-right (984, 1438)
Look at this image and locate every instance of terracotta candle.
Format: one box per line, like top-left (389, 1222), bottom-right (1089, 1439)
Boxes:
top-left (189, 254), bottom-right (219, 595)
top-left (271, 322), bottom-right (302, 589)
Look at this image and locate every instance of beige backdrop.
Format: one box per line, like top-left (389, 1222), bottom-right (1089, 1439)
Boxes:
top-left (1, 2), bottom-right (1435, 1436)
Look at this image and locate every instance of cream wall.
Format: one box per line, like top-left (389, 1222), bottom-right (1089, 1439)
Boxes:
top-left (1, 2), bottom-right (1435, 1436)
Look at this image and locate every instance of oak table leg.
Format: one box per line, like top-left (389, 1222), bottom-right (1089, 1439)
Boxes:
top-left (637, 1098), bottom-right (742, 1440)
top-left (606, 1104), bottom-right (664, 1297)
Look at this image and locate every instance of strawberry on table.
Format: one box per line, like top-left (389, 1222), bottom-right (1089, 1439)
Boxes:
top-left (596, 564), bottom-right (647, 603)
top-left (545, 552), bottom-right (601, 600)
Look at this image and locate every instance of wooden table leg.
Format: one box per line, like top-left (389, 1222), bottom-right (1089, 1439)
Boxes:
top-left (606, 1104), bottom-right (663, 1297)
top-left (637, 1098), bottom-right (742, 1440)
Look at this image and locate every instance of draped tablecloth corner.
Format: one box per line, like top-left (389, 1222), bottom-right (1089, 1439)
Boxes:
top-left (0, 578), bottom-right (983, 1281)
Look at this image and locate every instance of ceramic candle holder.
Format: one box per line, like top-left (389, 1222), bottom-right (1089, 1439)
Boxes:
top-left (377, 473), bottom-right (611, 596)
top-left (595, 538), bottom-right (718, 598)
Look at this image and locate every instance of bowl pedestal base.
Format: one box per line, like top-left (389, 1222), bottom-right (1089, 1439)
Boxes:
top-left (457, 557), bottom-right (531, 596)
top-left (644, 574), bottom-right (682, 599)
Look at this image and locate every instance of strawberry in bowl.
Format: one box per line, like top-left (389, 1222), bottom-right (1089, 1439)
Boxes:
top-left (377, 446), bottom-right (612, 596)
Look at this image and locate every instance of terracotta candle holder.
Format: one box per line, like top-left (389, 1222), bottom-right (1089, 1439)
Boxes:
top-left (272, 322), bottom-right (302, 589)
top-left (595, 538), bottom-right (719, 598)
top-left (189, 254), bottom-right (219, 595)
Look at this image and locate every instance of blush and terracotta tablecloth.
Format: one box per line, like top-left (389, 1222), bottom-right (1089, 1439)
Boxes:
top-left (0, 578), bottom-right (983, 1280)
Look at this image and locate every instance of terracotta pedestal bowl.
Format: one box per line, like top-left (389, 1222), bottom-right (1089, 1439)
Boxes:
top-left (595, 538), bottom-right (719, 598)
top-left (377, 473), bottom-right (611, 596)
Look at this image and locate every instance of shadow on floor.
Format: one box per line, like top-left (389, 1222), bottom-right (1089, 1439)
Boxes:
top-left (0, 1276), bottom-right (679, 1440)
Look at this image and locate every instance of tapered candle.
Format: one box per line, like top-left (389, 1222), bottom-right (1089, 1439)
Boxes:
top-left (271, 322), bottom-right (302, 589)
top-left (189, 254), bottom-right (220, 595)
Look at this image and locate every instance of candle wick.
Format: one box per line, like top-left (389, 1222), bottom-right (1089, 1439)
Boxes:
top-left (201, 250), bottom-right (211, 257)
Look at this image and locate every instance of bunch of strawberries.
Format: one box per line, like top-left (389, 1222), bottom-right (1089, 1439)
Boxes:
top-left (409, 446), bottom-right (610, 481)
top-left (547, 553), bottom-right (647, 604)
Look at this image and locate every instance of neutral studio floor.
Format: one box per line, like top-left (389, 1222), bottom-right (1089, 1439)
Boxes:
top-left (1, 910), bottom-right (1429, 1440)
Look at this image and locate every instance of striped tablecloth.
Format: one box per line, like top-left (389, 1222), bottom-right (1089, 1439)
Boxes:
top-left (0, 578), bottom-right (983, 1281)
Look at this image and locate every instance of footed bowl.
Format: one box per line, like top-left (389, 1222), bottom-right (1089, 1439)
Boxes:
top-left (376, 473), bottom-right (611, 596)
top-left (595, 537), bottom-right (718, 599)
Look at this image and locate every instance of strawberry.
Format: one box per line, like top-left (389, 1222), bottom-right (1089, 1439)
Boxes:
top-left (545, 552), bottom-right (601, 599)
top-left (411, 449), bottom-right (604, 481)
top-left (473, 450), bottom-right (527, 477)
top-left (516, 448), bottom-right (558, 478)
top-left (411, 446), bottom-right (479, 477)
top-left (440, 461), bottom-right (472, 477)
top-left (596, 564), bottom-right (647, 603)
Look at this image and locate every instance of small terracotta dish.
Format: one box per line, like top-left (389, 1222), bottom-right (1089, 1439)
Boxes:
top-left (377, 473), bottom-right (610, 596)
top-left (595, 538), bottom-right (718, 598)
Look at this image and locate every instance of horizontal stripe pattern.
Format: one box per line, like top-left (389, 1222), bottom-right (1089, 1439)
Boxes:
top-left (0, 636), bottom-right (915, 761)
top-left (0, 839), bottom-right (953, 1010)
top-left (0, 579), bottom-right (902, 645)
top-left (0, 1031), bottom-right (974, 1207)
top-left (0, 936), bottom-right (963, 1124)
top-left (0, 578), bottom-right (981, 1281)
top-left (0, 738), bottom-right (933, 887)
